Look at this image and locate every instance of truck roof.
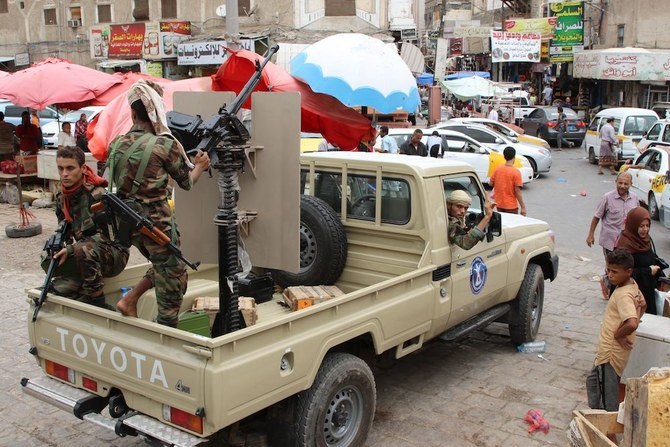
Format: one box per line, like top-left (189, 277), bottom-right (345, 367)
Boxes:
top-left (300, 151), bottom-right (475, 178)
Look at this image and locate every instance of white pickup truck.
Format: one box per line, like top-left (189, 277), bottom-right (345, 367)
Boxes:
top-left (22, 148), bottom-right (559, 447)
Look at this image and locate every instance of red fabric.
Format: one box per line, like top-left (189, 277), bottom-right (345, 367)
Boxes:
top-left (0, 57), bottom-right (121, 110)
top-left (15, 123), bottom-right (40, 153)
top-left (90, 72), bottom-right (168, 106)
top-left (211, 49), bottom-right (375, 150)
top-left (60, 164), bottom-right (108, 222)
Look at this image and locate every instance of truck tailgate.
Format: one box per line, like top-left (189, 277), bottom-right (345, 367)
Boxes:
top-left (26, 294), bottom-right (210, 428)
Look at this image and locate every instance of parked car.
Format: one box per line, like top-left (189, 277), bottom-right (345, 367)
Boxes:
top-left (584, 107), bottom-right (658, 164)
top-left (623, 143), bottom-right (670, 220)
top-left (431, 122), bottom-right (552, 176)
top-left (651, 102), bottom-right (670, 120)
top-left (520, 106), bottom-right (586, 147)
top-left (382, 128), bottom-right (534, 184)
top-left (637, 119), bottom-right (670, 153)
top-left (447, 117), bottom-right (551, 150)
top-left (0, 100), bottom-right (61, 127)
top-left (41, 106), bottom-right (104, 148)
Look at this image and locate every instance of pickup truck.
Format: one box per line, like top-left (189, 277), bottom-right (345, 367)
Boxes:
top-left (22, 150), bottom-right (558, 447)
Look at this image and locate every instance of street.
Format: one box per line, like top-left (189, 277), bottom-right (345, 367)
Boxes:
top-left (0, 146), bottom-right (666, 446)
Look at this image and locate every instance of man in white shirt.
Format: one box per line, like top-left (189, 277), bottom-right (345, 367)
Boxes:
top-left (487, 108), bottom-right (499, 122)
top-left (542, 85), bottom-right (553, 105)
top-left (426, 130), bottom-right (442, 158)
top-left (378, 126), bottom-right (399, 154)
top-left (57, 122), bottom-right (76, 149)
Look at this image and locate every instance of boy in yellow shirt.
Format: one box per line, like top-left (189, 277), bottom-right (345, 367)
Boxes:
top-left (586, 248), bottom-right (646, 410)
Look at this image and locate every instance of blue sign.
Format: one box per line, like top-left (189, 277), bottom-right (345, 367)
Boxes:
top-left (470, 256), bottom-right (487, 294)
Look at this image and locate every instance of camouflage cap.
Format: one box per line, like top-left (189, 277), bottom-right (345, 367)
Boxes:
top-left (447, 190), bottom-right (472, 205)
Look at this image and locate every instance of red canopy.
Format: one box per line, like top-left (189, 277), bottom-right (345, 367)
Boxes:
top-left (0, 57), bottom-right (121, 110)
top-left (211, 49), bottom-right (374, 150)
top-left (87, 76), bottom-right (212, 160)
top-left (90, 72), bottom-right (167, 106)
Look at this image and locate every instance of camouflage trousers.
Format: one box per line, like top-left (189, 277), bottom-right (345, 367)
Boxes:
top-left (133, 202), bottom-right (187, 327)
top-left (51, 238), bottom-right (129, 303)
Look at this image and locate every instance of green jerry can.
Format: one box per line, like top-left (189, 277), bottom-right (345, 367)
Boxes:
top-left (177, 311), bottom-right (212, 337)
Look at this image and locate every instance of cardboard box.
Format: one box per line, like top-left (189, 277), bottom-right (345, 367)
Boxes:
top-left (283, 285), bottom-right (344, 311)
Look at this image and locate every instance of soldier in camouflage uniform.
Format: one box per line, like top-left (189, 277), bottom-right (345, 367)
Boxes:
top-left (108, 80), bottom-right (210, 327)
top-left (50, 146), bottom-right (129, 307)
top-left (447, 190), bottom-right (494, 250)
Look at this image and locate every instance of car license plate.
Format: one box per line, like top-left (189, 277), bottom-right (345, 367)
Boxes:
top-left (568, 125), bottom-right (577, 132)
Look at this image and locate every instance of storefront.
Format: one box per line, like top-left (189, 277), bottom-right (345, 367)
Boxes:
top-left (573, 48), bottom-right (670, 108)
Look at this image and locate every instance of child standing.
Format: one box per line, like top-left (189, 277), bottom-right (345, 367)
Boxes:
top-left (586, 248), bottom-right (646, 411)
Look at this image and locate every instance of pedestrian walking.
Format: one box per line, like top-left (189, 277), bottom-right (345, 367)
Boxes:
top-left (489, 146), bottom-right (526, 215)
top-left (555, 106), bottom-right (574, 150)
top-left (542, 85), bottom-right (553, 105)
top-left (599, 117), bottom-right (618, 175)
top-left (586, 171), bottom-right (639, 298)
top-left (108, 80), bottom-right (210, 327)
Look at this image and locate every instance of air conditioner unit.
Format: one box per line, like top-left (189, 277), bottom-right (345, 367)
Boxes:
top-left (67, 19), bottom-right (81, 28)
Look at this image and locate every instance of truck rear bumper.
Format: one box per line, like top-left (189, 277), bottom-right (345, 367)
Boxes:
top-left (21, 375), bottom-right (206, 447)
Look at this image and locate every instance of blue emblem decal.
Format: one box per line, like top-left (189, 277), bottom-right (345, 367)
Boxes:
top-left (470, 256), bottom-right (487, 295)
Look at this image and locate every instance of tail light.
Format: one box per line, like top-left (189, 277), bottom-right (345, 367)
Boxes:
top-left (45, 360), bottom-right (75, 383)
top-left (547, 121), bottom-right (556, 128)
top-left (82, 376), bottom-right (98, 392)
top-left (577, 121), bottom-right (586, 127)
top-left (163, 405), bottom-right (203, 434)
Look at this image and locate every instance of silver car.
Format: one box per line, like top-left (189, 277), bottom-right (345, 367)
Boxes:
top-left (430, 122), bottom-right (552, 176)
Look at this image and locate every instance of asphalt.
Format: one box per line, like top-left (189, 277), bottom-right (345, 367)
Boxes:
top-left (0, 202), bottom-right (609, 446)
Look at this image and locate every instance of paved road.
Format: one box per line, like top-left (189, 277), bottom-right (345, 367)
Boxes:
top-left (0, 149), bottom-right (659, 446)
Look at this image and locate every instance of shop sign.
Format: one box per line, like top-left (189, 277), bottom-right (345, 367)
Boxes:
top-left (549, 44), bottom-right (583, 63)
top-left (14, 52), bottom-right (30, 66)
top-left (178, 41), bottom-right (229, 65)
top-left (504, 18), bottom-right (557, 39)
top-left (490, 31), bottom-right (541, 63)
top-left (143, 22), bottom-right (160, 59)
top-left (159, 21), bottom-right (191, 59)
top-left (550, 1), bottom-right (584, 47)
top-left (90, 27), bottom-right (110, 59)
top-left (449, 38), bottom-right (463, 56)
top-left (146, 61), bottom-right (163, 77)
top-left (573, 50), bottom-right (670, 81)
top-left (108, 23), bottom-right (146, 58)
top-left (454, 25), bottom-right (492, 38)
top-left (541, 41), bottom-right (550, 62)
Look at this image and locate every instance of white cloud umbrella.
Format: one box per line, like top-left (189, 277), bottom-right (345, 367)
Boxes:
top-left (291, 33), bottom-right (421, 114)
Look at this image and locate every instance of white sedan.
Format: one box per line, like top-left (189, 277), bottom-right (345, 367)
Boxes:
top-left (41, 106), bottom-right (104, 148)
top-left (624, 143), bottom-right (670, 220)
top-left (383, 128), bottom-right (534, 185)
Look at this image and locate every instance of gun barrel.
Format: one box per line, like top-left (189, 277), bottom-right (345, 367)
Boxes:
top-left (227, 44), bottom-right (280, 116)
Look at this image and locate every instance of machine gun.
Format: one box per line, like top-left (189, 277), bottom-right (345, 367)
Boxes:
top-left (91, 192), bottom-right (200, 270)
top-left (32, 220), bottom-right (71, 322)
top-left (166, 45), bottom-right (279, 337)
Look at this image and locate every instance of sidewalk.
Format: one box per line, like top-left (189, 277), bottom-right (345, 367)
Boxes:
top-left (0, 202), bottom-right (607, 446)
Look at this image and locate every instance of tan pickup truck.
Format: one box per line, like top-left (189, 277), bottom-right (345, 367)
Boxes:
top-left (22, 151), bottom-right (558, 447)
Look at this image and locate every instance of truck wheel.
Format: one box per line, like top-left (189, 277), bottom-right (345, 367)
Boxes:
top-left (508, 264), bottom-right (544, 345)
top-left (272, 195), bottom-right (347, 287)
top-left (648, 192), bottom-right (660, 220)
top-left (588, 147), bottom-right (597, 164)
top-left (292, 352), bottom-right (376, 447)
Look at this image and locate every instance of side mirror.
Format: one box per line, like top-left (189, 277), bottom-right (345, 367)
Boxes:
top-left (495, 137), bottom-right (504, 144)
top-left (479, 146), bottom-right (487, 154)
top-left (487, 211), bottom-right (502, 242)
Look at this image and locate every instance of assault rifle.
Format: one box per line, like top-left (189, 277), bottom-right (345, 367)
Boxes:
top-left (91, 192), bottom-right (200, 270)
top-left (32, 220), bottom-right (71, 322)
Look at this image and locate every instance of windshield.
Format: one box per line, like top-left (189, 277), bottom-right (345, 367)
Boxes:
top-left (622, 116), bottom-right (657, 136)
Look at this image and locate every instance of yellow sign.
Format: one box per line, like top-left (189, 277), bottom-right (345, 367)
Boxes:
top-left (504, 18), bottom-right (558, 39)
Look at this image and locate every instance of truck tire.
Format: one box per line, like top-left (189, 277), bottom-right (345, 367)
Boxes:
top-left (272, 195), bottom-right (347, 287)
top-left (508, 263), bottom-right (544, 345)
top-left (291, 352), bottom-right (376, 447)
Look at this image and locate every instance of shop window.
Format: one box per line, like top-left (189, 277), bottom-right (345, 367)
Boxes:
top-left (0, 0), bottom-right (8, 14)
top-left (161, 0), bottom-right (176, 18)
top-left (617, 25), bottom-right (625, 48)
top-left (97, 4), bottom-right (111, 23)
top-left (133, 0), bottom-right (149, 21)
top-left (44, 8), bottom-right (57, 25)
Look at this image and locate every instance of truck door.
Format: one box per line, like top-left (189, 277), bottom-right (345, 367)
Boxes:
top-left (442, 175), bottom-right (508, 327)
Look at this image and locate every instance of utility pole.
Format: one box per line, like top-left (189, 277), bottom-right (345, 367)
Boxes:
top-left (226, 0), bottom-right (239, 50)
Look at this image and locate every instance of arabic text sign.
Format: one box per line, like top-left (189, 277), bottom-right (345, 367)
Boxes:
top-left (178, 41), bottom-right (228, 65)
top-left (453, 25), bottom-right (493, 38)
top-left (551, 1), bottom-right (584, 47)
top-left (159, 21), bottom-right (191, 59)
top-left (504, 18), bottom-right (557, 39)
top-left (490, 32), bottom-right (541, 63)
top-left (573, 51), bottom-right (670, 81)
top-left (109, 23), bottom-right (146, 58)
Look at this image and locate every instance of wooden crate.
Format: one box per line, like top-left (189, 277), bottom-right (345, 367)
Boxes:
top-left (282, 285), bottom-right (344, 311)
top-left (571, 410), bottom-right (621, 447)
